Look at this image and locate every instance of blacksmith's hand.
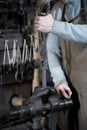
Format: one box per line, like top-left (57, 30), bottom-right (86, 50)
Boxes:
top-left (55, 83), bottom-right (72, 99)
top-left (34, 14), bottom-right (54, 33)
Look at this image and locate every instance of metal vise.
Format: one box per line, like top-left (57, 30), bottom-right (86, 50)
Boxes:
top-left (0, 86), bottom-right (73, 130)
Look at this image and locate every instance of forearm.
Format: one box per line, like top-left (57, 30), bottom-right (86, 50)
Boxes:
top-left (52, 21), bottom-right (87, 43)
top-left (47, 33), bottom-right (68, 87)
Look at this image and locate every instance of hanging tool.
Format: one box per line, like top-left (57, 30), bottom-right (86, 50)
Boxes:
top-left (11, 39), bottom-right (17, 68)
top-left (15, 46), bottom-right (24, 83)
top-left (3, 40), bottom-right (12, 74)
top-left (3, 40), bottom-right (11, 66)
top-left (29, 34), bottom-right (39, 68)
top-left (22, 39), bottom-right (26, 64)
top-left (29, 35), bottom-right (34, 62)
top-left (25, 43), bottom-right (29, 63)
top-left (21, 39), bottom-right (30, 79)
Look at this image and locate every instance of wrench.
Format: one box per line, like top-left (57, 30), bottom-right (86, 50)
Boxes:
top-left (15, 46), bottom-right (24, 83)
top-left (3, 40), bottom-right (12, 74)
top-left (11, 39), bottom-right (17, 68)
top-left (3, 40), bottom-right (11, 65)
